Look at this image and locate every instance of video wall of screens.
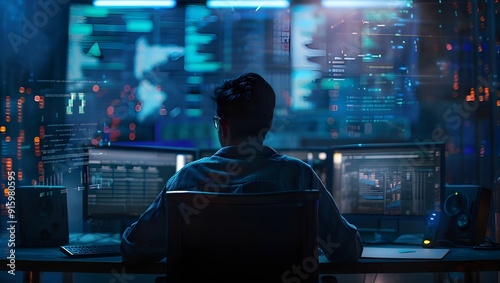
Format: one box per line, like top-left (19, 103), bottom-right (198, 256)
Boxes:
top-left (83, 145), bottom-right (196, 218)
top-left (64, 1), bottom-right (425, 150)
top-left (65, 4), bottom-right (290, 148)
top-left (290, 2), bottom-right (420, 141)
top-left (3, 0), bottom-right (495, 213)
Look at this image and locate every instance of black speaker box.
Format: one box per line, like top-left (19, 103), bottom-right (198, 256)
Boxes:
top-left (17, 186), bottom-right (69, 247)
top-left (438, 184), bottom-right (491, 246)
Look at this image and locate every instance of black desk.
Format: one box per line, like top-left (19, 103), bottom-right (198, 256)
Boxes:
top-left (1, 246), bottom-right (500, 283)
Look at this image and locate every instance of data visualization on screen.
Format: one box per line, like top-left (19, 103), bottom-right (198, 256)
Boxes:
top-left (331, 142), bottom-right (444, 217)
top-left (84, 146), bottom-right (196, 218)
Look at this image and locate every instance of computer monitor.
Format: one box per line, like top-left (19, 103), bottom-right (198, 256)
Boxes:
top-left (83, 145), bottom-right (197, 220)
top-left (330, 142), bottom-right (445, 241)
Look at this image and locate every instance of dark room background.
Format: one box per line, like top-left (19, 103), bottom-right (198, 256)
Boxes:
top-left (1, 0), bottom-right (499, 240)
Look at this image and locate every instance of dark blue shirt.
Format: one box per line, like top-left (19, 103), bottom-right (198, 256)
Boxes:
top-left (121, 145), bottom-right (363, 262)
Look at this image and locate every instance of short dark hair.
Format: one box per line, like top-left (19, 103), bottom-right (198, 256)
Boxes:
top-left (211, 72), bottom-right (276, 139)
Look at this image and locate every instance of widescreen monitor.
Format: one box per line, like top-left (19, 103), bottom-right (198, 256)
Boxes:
top-left (83, 145), bottom-right (197, 219)
top-left (330, 142), bottom-right (445, 241)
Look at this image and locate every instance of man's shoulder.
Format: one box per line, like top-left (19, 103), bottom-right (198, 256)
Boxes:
top-left (271, 151), bottom-right (311, 166)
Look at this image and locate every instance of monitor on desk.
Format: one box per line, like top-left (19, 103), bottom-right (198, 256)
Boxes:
top-left (83, 145), bottom-right (197, 231)
top-left (330, 142), bottom-right (445, 243)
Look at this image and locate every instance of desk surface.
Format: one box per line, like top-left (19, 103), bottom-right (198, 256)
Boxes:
top-left (1, 233), bottom-right (500, 275)
top-left (1, 244), bottom-right (500, 275)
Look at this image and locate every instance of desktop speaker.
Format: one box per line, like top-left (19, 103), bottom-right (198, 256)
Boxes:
top-left (438, 184), bottom-right (491, 246)
top-left (16, 186), bottom-right (69, 247)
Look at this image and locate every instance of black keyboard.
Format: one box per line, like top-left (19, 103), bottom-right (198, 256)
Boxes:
top-left (60, 244), bottom-right (121, 258)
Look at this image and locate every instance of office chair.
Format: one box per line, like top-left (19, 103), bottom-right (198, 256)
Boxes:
top-left (163, 190), bottom-right (320, 283)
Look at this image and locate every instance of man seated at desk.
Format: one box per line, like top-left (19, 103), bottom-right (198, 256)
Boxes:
top-left (120, 72), bottom-right (363, 263)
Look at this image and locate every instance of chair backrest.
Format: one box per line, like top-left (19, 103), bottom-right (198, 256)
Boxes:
top-left (166, 190), bottom-right (319, 283)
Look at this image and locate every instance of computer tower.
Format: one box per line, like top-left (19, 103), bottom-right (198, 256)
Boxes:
top-left (439, 185), bottom-right (491, 246)
top-left (17, 186), bottom-right (69, 247)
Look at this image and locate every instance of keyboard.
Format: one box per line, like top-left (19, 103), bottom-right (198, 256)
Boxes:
top-left (60, 244), bottom-right (121, 258)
